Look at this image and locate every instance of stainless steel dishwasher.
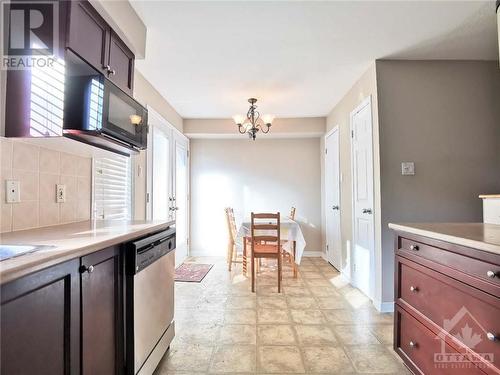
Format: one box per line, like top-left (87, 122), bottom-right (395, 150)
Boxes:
top-left (125, 227), bottom-right (176, 375)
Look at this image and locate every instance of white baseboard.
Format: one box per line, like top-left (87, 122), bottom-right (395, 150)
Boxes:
top-left (302, 251), bottom-right (324, 257)
top-left (374, 300), bottom-right (395, 313)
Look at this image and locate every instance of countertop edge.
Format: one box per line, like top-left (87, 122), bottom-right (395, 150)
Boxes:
top-left (0, 221), bottom-right (171, 285)
top-left (388, 223), bottom-right (500, 255)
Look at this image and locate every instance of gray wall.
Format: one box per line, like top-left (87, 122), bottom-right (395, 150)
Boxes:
top-left (377, 60), bottom-right (500, 302)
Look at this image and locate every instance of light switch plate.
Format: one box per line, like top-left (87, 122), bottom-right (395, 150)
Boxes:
top-left (6, 180), bottom-right (20, 203)
top-left (401, 162), bottom-right (415, 176)
top-left (56, 184), bottom-right (66, 203)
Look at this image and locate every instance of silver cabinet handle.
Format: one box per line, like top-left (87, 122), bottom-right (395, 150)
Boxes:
top-left (410, 286), bottom-right (418, 292)
top-left (362, 208), bottom-right (372, 214)
top-left (486, 270), bottom-right (498, 278)
top-left (332, 205), bottom-right (339, 210)
top-left (104, 65), bottom-right (111, 72)
top-left (109, 69), bottom-right (116, 76)
top-left (80, 265), bottom-right (94, 274)
top-left (409, 244), bottom-right (419, 251)
top-left (487, 332), bottom-right (497, 342)
top-left (409, 341), bottom-right (417, 348)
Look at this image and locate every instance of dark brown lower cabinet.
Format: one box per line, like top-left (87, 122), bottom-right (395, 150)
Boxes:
top-left (81, 246), bottom-right (123, 375)
top-left (0, 259), bottom-right (80, 375)
top-left (0, 246), bottom-right (123, 375)
top-left (394, 231), bottom-right (500, 375)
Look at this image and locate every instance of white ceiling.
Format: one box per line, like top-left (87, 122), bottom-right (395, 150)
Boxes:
top-left (131, 1), bottom-right (498, 118)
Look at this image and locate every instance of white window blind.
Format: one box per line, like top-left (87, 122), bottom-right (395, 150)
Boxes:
top-left (93, 155), bottom-right (132, 220)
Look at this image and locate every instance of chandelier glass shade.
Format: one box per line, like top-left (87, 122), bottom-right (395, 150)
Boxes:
top-left (233, 98), bottom-right (274, 140)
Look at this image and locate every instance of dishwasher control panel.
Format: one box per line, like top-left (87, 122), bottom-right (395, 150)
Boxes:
top-left (128, 227), bottom-right (176, 274)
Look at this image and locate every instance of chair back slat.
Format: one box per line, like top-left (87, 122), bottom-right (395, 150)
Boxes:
top-left (253, 224), bottom-right (278, 230)
top-left (251, 212), bottom-right (280, 249)
top-left (253, 235), bottom-right (279, 242)
top-left (253, 213), bottom-right (279, 219)
top-left (225, 207), bottom-right (237, 241)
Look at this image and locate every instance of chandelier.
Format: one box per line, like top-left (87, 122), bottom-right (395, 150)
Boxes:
top-left (233, 98), bottom-right (274, 140)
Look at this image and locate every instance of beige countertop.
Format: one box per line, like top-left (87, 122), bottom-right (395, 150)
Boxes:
top-left (479, 194), bottom-right (500, 199)
top-left (388, 223), bottom-right (500, 256)
top-left (0, 220), bottom-right (173, 285)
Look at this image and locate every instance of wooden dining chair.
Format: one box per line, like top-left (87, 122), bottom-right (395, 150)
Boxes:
top-left (225, 207), bottom-right (245, 272)
top-left (283, 206), bottom-right (298, 277)
top-left (250, 212), bottom-right (282, 293)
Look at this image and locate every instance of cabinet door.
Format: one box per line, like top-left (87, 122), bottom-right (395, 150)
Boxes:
top-left (67, 0), bottom-right (109, 74)
top-left (107, 31), bottom-right (135, 94)
top-left (0, 259), bottom-right (80, 375)
top-left (81, 246), bottom-right (123, 375)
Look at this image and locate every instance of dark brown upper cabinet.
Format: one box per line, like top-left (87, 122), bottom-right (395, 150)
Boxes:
top-left (67, 1), bottom-right (134, 95)
top-left (108, 31), bottom-right (135, 94)
top-left (67, 0), bottom-right (110, 76)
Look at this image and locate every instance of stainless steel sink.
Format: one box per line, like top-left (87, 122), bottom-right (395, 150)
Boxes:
top-left (0, 245), bottom-right (54, 261)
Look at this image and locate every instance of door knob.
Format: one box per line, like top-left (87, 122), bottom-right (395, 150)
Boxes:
top-left (409, 341), bottom-right (417, 348)
top-left (410, 286), bottom-right (419, 292)
top-left (409, 244), bottom-right (419, 251)
top-left (104, 65), bottom-right (111, 72)
top-left (109, 69), bottom-right (116, 76)
top-left (362, 208), bottom-right (372, 214)
top-left (332, 205), bottom-right (339, 210)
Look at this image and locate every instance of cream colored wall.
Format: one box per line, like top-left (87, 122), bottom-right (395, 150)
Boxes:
top-left (132, 71), bottom-right (184, 220)
top-left (322, 63), bottom-right (382, 302)
top-left (184, 117), bottom-right (325, 138)
top-left (190, 138), bottom-right (322, 255)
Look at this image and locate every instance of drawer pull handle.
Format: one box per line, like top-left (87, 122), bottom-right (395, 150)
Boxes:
top-left (409, 341), bottom-right (418, 348)
top-left (410, 286), bottom-right (419, 292)
top-left (409, 244), bottom-right (419, 251)
top-left (486, 270), bottom-right (498, 279)
top-left (487, 332), bottom-right (498, 342)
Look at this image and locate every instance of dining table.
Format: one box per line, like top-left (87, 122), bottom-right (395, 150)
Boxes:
top-left (236, 218), bottom-right (306, 277)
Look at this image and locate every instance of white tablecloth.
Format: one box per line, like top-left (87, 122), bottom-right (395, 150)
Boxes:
top-left (236, 218), bottom-right (306, 264)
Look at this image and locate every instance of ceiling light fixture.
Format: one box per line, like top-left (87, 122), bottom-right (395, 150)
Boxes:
top-left (233, 98), bottom-right (274, 140)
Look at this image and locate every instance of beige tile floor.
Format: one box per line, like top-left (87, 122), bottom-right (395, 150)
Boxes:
top-left (155, 256), bottom-right (411, 374)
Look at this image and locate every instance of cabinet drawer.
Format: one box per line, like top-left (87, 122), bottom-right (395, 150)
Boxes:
top-left (398, 236), bottom-right (500, 295)
top-left (396, 306), bottom-right (486, 375)
top-left (397, 256), bottom-right (500, 370)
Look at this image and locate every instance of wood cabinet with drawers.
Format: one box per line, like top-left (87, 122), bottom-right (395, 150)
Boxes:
top-left (393, 227), bottom-right (500, 375)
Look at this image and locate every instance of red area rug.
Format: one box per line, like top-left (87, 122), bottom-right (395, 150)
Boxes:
top-left (175, 263), bottom-right (214, 282)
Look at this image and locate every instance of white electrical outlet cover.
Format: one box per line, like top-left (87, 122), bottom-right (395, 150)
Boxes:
top-left (6, 180), bottom-right (20, 203)
top-left (401, 162), bottom-right (415, 176)
top-left (56, 184), bottom-right (66, 203)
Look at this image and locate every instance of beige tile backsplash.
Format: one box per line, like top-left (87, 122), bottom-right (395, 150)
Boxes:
top-left (0, 138), bottom-right (92, 232)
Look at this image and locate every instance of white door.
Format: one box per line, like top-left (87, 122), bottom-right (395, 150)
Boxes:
top-left (325, 127), bottom-right (341, 271)
top-left (147, 111), bottom-right (173, 222)
top-left (173, 133), bottom-right (189, 266)
top-left (350, 97), bottom-right (375, 299)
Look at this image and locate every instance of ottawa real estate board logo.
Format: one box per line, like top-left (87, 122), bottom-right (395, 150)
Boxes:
top-left (434, 306), bottom-right (494, 370)
top-left (1, 0), bottom-right (58, 69)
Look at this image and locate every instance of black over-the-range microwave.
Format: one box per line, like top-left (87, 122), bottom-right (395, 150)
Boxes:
top-left (63, 50), bottom-right (148, 156)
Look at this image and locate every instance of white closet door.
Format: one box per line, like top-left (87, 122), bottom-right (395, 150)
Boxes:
top-left (350, 97), bottom-right (375, 299)
top-left (147, 108), bottom-right (173, 222)
top-left (173, 134), bottom-right (189, 265)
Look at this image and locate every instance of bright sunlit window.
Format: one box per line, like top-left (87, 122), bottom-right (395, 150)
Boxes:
top-left (29, 58), bottom-right (65, 136)
top-left (93, 155), bottom-right (133, 220)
